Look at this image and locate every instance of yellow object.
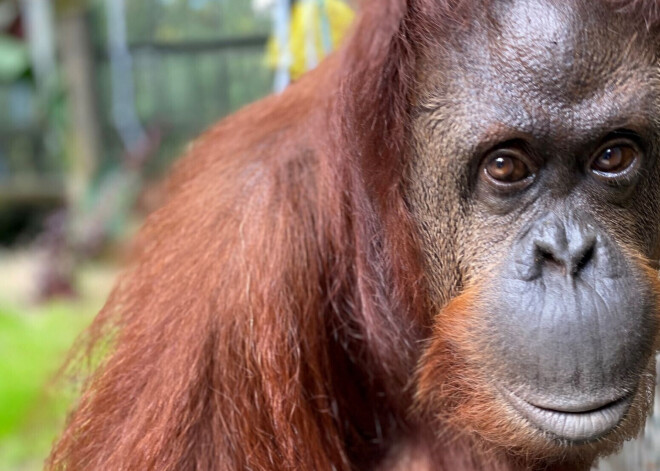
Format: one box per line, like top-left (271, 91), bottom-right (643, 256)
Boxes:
top-left (267, 0), bottom-right (355, 80)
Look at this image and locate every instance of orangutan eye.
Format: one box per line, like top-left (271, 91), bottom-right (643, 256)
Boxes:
top-left (481, 150), bottom-right (535, 190)
top-left (590, 144), bottom-right (638, 177)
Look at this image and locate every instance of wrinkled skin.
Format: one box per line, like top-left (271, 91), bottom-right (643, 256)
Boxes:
top-left (406, 0), bottom-right (660, 466)
top-left (46, 1), bottom-right (660, 470)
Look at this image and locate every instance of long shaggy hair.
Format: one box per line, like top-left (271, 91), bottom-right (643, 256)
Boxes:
top-left (48, 1), bottom-right (660, 470)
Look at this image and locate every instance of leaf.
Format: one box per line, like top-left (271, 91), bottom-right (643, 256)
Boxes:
top-left (0, 35), bottom-right (29, 83)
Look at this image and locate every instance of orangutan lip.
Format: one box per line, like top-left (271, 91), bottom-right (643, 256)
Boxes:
top-left (499, 388), bottom-right (633, 441)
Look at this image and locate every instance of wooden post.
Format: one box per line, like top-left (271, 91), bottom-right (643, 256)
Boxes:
top-left (57, 9), bottom-right (102, 203)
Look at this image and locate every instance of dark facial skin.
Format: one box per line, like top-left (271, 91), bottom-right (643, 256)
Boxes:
top-left (407, 0), bottom-right (660, 452)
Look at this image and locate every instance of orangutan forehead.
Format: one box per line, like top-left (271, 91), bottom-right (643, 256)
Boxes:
top-left (419, 0), bottom-right (660, 99)
top-left (465, 0), bottom-right (660, 28)
top-left (418, 0), bottom-right (659, 120)
top-left (412, 0), bottom-right (660, 167)
top-left (479, 0), bottom-right (659, 99)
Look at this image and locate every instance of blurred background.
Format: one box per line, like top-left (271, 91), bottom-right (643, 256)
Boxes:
top-left (0, 0), bottom-right (656, 469)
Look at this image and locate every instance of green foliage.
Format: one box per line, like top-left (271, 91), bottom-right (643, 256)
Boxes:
top-left (88, 0), bottom-right (274, 177)
top-left (91, 0), bottom-right (270, 44)
top-left (0, 36), bottom-right (29, 83)
top-left (0, 300), bottom-right (96, 470)
top-left (124, 0), bottom-right (270, 42)
top-left (55, 0), bottom-right (91, 15)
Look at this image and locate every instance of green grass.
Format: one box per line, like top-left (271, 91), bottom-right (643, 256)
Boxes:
top-left (0, 299), bottom-right (98, 470)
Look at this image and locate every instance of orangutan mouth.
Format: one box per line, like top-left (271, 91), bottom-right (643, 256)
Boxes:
top-left (500, 388), bottom-right (634, 442)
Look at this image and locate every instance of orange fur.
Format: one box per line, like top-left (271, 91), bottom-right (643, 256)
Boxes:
top-left (48, 1), bottom-right (660, 470)
top-left (414, 258), bottom-right (660, 469)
